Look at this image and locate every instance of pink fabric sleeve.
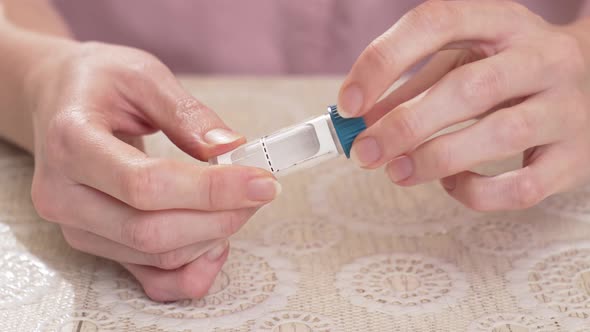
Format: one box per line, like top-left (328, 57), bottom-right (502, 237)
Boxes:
top-left (51, 0), bottom-right (587, 74)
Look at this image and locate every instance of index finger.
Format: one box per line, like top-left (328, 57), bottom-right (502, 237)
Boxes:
top-left (59, 119), bottom-right (280, 211)
top-left (338, 0), bottom-right (534, 118)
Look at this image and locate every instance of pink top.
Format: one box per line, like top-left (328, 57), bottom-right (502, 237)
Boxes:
top-left (52, 0), bottom-right (588, 74)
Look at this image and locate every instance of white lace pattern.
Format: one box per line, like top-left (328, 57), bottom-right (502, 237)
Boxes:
top-left (335, 253), bottom-right (468, 315)
top-left (91, 241), bottom-right (298, 330)
top-left (507, 241), bottom-right (590, 330)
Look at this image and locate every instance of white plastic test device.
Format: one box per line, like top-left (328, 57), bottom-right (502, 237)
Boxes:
top-left (209, 105), bottom-right (366, 177)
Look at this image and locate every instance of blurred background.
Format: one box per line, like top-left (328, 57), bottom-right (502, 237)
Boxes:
top-left (51, 0), bottom-right (587, 74)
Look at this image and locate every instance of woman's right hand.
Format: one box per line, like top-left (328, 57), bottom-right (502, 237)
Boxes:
top-left (25, 42), bottom-right (281, 301)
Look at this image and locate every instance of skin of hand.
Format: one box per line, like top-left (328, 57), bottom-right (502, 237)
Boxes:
top-left (1, 21), bottom-right (281, 301)
top-left (338, 0), bottom-right (590, 211)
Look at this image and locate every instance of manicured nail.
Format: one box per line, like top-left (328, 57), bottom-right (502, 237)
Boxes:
top-left (441, 176), bottom-right (456, 191)
top-left (387, 156), bottom-right (413, 182)
top-left (206, 239), bottom-right (229, 261)
top-left (351, 137), bottom-right (381, 167)
top-left (203, 128), bottom-right (242, 145)
top-left (339, 83), bottom-right (364, 117)
top-left (247, 177), bottom-right (281, 201)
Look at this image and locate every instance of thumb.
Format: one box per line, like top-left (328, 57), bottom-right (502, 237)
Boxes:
top-left (127, 71), bottom-right (245, 161)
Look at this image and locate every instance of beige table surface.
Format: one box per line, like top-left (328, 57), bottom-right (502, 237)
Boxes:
top-left (2, 77), bottom-right (590, 332)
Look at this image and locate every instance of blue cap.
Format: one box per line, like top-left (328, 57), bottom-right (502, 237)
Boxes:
top-left (328, 105), bottom-right (366, 158)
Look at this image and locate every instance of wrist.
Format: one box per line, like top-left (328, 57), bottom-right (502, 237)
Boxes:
top-left (0, 22), bottom-right (78, 152)
top-left (22, 37), bottom-right (80, 111)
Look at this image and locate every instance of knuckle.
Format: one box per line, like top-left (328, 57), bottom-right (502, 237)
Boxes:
top-left (198, 168), bottom-right (219, 210)
top-left (122, 161), bottom-right (160, 210)
top-left (175, 97), bottom-right (222, 142)
top-left (132, 54), bottom-right (163, 74)
top-left (365, 37), bottom-right (396, 70)
top-left (61, 228), bottom-right (83, 251)
top-left (406, 0), bottom-right (458, 34)
top-left (43, 123), bottom-right (66, 165)
top-left (449, 179), bottom-right (491, 212)
top-left (122, 216), bottom-right (164, 254)
top-left (514, 173), bottom-right (544, 209)
top-left (44, 110), bottom-right (87, 166)
top-left (216, 211), bottom-right (246, 238)
top-left (495, 112), bottom-right (533, 150)
top-left (501, 1), bottom-right (530, 17)
top-left (142, 282), bottom-right (168, 302)
top-left (31, 178), bottom-right (60, 222)
top-left (567, 89), bottom-right (589, 130)
top-left (463, 197), bottom-right (488, 212)
top-left (553, 34), bottom-right (586, 78)
top-left (461, 189), bottom-right (493, 212)
top-left (77, 41), bottom-right (108, 57)
top-left (431, 141), bottom-right (453, 174)
top-left (117, 48), bottom-right (168, 77)
top-left (496, 1), bottom-right (541, 26)
top-left (456, 64), bottom-right (504, 107)
top-left (521, 47), bottom-right (546, 76)
top-left (175, 98), bottom-right (210, 125)
top-left (177, 269), bottom-right (211, 299)
top-left (153, 249), bottom-right (186, 270)
top-left (391, 106), bottom-right (421, 142)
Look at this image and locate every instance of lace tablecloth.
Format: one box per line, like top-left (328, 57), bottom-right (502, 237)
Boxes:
top-left (2, 77), bottom-right (590, 332)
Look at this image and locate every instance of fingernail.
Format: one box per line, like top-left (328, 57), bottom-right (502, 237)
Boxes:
top-left (441, 176), bottom-right (456, 191)
top-left (206, 239), bottom-right (228, 261)
top-left (203, 128), bottom-right (242, 145)
top-left (247, 177), bottom-right (281, 201)
top-left (351, 137), bottom-right (381, 167)
top-left (339, 84), bottom-right (364, 117)
top-left (387, 156), bottom-right (413, 182)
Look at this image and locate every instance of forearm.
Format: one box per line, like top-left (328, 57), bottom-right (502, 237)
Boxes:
top-left (0, 0), bottom-right (74, 152)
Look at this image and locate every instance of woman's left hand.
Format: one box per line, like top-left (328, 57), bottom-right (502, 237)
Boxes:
top-left (338, 0), bottom-right (590, 211)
